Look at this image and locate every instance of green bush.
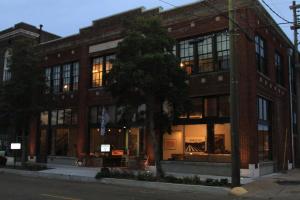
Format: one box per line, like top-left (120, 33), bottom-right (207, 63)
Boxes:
top-left (95, 170), bottom-right (228, 187)
top-left (137, 172), bottom-right (156, 182)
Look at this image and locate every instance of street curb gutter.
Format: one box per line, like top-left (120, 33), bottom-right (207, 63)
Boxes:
top-left (0, 168), bottom-right (230, 194)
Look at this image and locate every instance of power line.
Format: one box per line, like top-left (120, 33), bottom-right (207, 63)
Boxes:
top-left (261, 0), bottom-right (292, 23)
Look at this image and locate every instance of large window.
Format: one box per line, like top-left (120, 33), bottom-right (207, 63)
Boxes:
top-left (3, 49), bottom-right (12, 81)
top-left (257, 97), bottom-right (272, 161)
top-left (178, 31), bottom-right (229, 74)
top-left (179, 39), bottom-right (194, 75)
top-left (184, 95), bottom-right (230, 119)
top-left (45, 61), bottom-right (79, 94)
top-left (49, 109), bottom-right (78, 126)
top-left (163, 123), bottom-right (231, 161)
top-left (92, 55), bottom-right (116, 88)
top-left (275, 52), bottom-right (283, 85)
top-left (255, 35), bottom-right (267, 74)
top-left (89, 105), bottom-right (116, 125)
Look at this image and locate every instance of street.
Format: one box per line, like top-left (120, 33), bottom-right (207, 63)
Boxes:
top-left (0, 173), bottom-right (236, 200)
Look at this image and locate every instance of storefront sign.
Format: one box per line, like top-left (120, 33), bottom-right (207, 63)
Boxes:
top-left (100, 144), bottom-right (111, 152)
top-left (112, 150), bottom-right (124, 156)
top-left (10, 143), bottom-right (21, 150)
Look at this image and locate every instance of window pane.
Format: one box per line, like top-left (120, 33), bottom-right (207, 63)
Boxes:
top-left (57, 110), bottom-right (64, 125)
top-left (45, 68), bottom-right (51, 93)
top-left (198, 36), bottom-right (213, 73)
top-left (219, 96), bottom-right (230, 117)
top-left (72, 62), bottom-right (79, 91)
top-left (190, 98), bottom-right (203, 119)
top-left (216, 33), bottom-right (230, 70)
top-left (52, 66), bottom-right (61, 93)
top-left (40, 111), bottom-right (49, 126)
top-left (51, 110), bottom-right (57, 125)
top-left (204, 97), bottom-right (217, 117)
top-left (90, 107), bottom-right (98, 124)
top-left (63, 64), bottom-right (71, 92)
top-left (92, 57), bottom-right (104, 87)
top-left (179, 39), bottom-right (194, 75)
top-left (64, 109), bottom-right (72, 125)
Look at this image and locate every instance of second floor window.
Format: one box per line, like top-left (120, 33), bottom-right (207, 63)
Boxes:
top-left (92, 55), bottom-right (116, 88)
top-left (255, 35), bottom-right (267, 75)
top-left (178, 31), bottom-right (229, 74)
top-left (275, 52), bottom-right (283, 85)
top-left (45, 61), bottom-right (79, 94)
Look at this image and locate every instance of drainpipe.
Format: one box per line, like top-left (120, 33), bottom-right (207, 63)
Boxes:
top-left (288, 48), bottom-right (296, 168)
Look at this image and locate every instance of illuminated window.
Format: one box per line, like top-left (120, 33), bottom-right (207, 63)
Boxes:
top-left (3, 49), bottom-right (12, 81)
top-left (179, 39), bottom-right (194, 75)
top-left (45, 61), bottom-right (79, 93)
top-left (92, 57), bottom-right (103, 87)
top-left (176, 31), bottom-right (230, 75)
top-left (198, 36), bottom-right (214, 72)
top-left (40, 111), bottom-right (49, 126)
top-left (63, 64), bottom-right (71, 92)
top-left (92, 55), bottom-right (115, 88)
top-left (257, 97), bottom-right (272, 161)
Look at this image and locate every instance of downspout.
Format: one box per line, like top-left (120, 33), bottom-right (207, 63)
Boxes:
top-left (288, 48), bottom-right (296, 168)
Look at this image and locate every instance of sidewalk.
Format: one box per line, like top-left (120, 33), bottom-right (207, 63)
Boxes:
top-left (242, 169), bottom-right (300, 199)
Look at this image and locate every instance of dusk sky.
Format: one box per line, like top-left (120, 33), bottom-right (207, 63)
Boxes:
top-left (0, 0), bottom-right (296, 40)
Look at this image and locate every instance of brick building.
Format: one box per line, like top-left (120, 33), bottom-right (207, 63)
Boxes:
top-left (0, 0), bottom-right (297, 177)
top-left (0, 22), bottom-right (59, 154)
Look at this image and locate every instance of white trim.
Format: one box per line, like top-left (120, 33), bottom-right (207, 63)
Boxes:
top-left (89, 39), bottom-right (123, 53)
top-left (0, 28), bottom-right (39, 40)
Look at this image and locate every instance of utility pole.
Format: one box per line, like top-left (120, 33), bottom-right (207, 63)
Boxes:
top-left (290, 1), bottom-right (300, 167)
top-left (229, 0), bottom-right (240, 187)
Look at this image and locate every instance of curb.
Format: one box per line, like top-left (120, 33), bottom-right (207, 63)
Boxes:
top-left (0, 168), bottom-right (230, 194)
top-left (100, 178), bottom-right (230, 194)
top-left (0, 168), bottom-right (97, 183)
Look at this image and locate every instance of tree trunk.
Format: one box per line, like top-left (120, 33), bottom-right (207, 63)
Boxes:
top-left (21, 129), bottom-right (27, 166)
top-left (146, 98), bottom-right (164, 178)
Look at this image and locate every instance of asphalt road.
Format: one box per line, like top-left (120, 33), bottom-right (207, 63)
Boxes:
top-left (0, 173), bottom-right (246, 200)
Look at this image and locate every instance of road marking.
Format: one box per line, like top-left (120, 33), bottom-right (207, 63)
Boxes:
top-left (40, 194), bottom-right (81, 200)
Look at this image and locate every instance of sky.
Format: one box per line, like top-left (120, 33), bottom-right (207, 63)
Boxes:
top-left (0, 0), bottom-right (297, 41)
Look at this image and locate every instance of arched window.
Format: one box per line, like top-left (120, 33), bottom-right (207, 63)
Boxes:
top-left (3, 49), bottom-right (12, 81)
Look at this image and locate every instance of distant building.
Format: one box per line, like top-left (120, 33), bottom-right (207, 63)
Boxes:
top-left (0, 0), bottom-right (297, 177)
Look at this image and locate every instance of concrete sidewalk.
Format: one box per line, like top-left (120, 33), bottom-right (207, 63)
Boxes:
top-left (242, 169), bottom-right (300, 199)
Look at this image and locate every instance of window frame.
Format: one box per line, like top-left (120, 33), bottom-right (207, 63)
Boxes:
top-left (275, 51), bottom-right (284, 86)
top-left (177, 31), bottom-right (230, 75)
top-left (45, 61), bottom-right (79, 94)
top-left (91, 54), bottom-right (116, 88)
top-left (255, 35), bottom-right (267, 75)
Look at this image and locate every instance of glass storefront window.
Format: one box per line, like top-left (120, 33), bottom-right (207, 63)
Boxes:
top-left (40, 111), bottom-right (49, 126)
top-left (163, 123), bottom-right (231, 162)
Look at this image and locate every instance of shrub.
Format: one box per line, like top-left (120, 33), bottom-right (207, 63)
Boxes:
top-left (0, 156), bottom-right (7, 167)
top-left (137, 172), bottom-right (156, 182)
